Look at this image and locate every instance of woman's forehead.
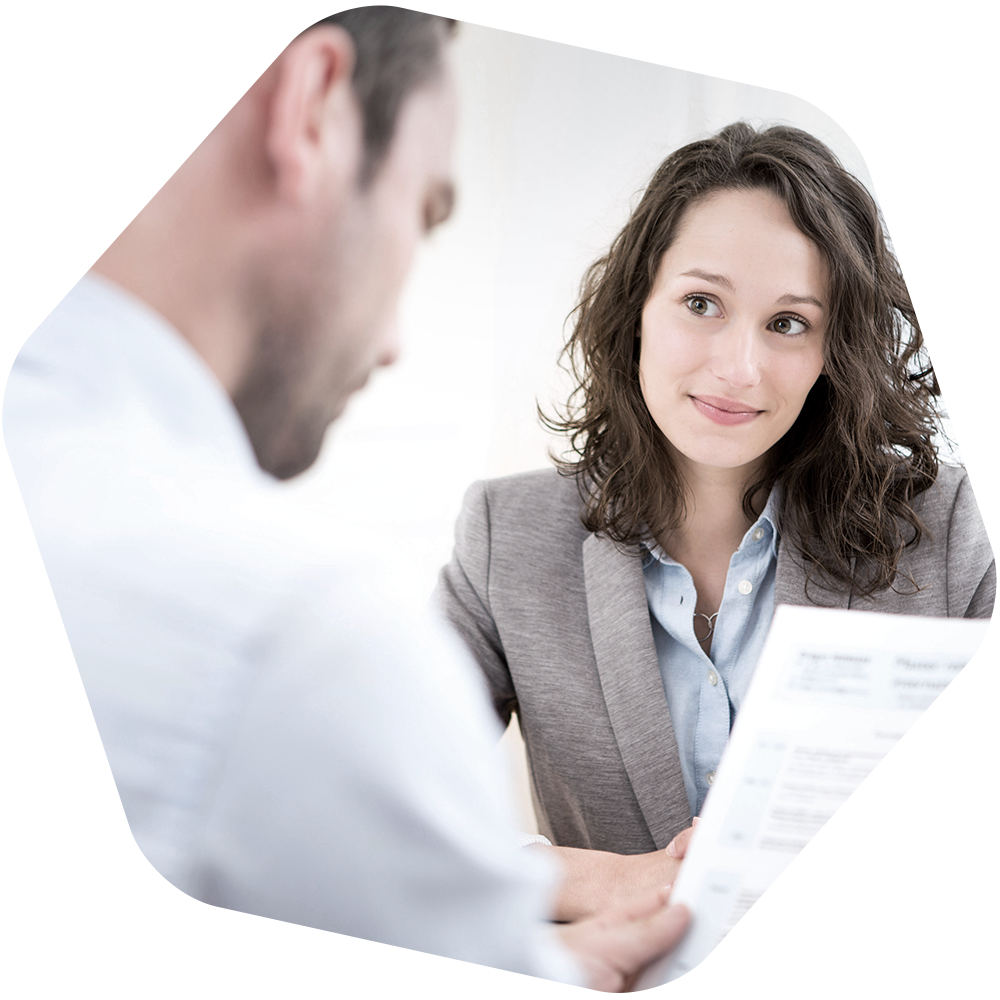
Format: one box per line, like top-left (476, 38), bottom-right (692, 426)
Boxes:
top-left (655, 189), bottom-right (829, 303)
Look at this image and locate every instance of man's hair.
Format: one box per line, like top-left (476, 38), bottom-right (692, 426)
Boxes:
top-left (310, 7), bottom-right (457, 183)
top-left (545, 122), bottom-right (942, 598)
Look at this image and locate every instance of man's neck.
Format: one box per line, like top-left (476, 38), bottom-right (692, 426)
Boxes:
top-left (92, 205), bottom-right (251, 395)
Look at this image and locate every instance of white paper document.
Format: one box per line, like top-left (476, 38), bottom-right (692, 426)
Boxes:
top-left (639, 605), bottom-right (989, 988)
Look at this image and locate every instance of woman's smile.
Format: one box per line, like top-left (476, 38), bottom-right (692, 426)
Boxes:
top-left (689, 394), bottom-right (763, 426)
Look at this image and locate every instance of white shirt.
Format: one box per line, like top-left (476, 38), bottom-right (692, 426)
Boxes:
top-left (3, 274), bottom-right (580, 983)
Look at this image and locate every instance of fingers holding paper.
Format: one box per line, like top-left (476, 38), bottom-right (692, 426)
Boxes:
top-left (665, 817), bottom-right (699, 864)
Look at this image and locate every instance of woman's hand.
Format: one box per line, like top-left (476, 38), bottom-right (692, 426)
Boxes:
top-left (531, 820), bottom-right (698, 922)
top-left (557, 890), bottom-right (690, 992)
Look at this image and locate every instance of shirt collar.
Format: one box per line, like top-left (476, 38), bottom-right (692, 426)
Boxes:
top-left (756, 485), bottom-right (782, 559)
top-left (51, 273), bottom-right (265, 481)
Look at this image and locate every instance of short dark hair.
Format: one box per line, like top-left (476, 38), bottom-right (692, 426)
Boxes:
top-left (309, 7), bottom-right (456, 183)
top-left (545, 122), bottom-right (941, 598)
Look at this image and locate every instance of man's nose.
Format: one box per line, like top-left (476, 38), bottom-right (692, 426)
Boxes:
top-left (377, 323), bottom-right (401, 369)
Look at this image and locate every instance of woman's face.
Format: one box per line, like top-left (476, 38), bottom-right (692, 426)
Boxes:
top-left (639, 187), bottom-right (828, 481)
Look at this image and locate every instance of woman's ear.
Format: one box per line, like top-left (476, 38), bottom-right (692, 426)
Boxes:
top-left (264, 25), bottom-right (360, 205)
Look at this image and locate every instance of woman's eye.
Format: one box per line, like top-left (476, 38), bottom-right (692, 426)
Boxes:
top-left (770, 315), bottom-right (808, 336)
top-left (686, 296), bottom-right (721, 317)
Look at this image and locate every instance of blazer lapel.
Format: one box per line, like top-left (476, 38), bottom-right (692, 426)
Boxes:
top-left (582, 533), bottom-right (691, 847)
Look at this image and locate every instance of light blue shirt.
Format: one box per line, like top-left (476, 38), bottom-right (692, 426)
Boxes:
top-left (643, 492), bottom-right (780, 816)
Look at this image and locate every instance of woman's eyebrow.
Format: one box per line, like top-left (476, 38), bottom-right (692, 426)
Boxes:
top-left (680, 270), bottom-right (824, 310)
top-left (777, 293), bottom-right (824, 309)
top-left (680, 268), bottom-right (734, 290)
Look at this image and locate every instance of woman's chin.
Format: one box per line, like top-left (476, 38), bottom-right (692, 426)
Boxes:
top-left (668, 440), bottom-right (771, 477)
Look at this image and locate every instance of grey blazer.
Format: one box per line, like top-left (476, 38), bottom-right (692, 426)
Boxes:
top-left (437, 465), bottom-right (995, 855)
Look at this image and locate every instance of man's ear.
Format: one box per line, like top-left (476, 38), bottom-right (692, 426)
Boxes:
top-left (265, 25), bottom-right (360, 204)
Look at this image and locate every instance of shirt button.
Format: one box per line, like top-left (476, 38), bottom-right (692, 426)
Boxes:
top-left (708, 669), bottom-right (718, 686)
top-left (738, 579), bottom-right (753, 595)
top-left (706, 770), bottom-right (716, 785)
top-left (752, 528), bottom-right (764, 542)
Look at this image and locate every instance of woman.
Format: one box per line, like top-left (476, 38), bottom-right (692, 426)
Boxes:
top-left (436, 122), bottom-right (994, 920)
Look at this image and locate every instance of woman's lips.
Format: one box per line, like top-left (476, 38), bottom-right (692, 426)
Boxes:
top-left (690, 395), bottom-right (763, 426)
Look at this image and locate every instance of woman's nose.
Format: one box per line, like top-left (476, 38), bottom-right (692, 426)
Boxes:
top-left (710, 322), bottom-right (761, 389)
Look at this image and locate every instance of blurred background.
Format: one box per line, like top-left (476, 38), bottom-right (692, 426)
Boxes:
top-left (283, 21), bottom-right (908, 831)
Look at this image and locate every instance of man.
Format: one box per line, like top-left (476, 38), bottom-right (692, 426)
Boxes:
top-left (3, 7), bottom-right (688, 991)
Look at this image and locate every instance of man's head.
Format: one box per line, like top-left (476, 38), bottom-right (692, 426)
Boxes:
top-left (315, 8), bottom-right (458, 185)
top-left (231, 9), bottom-right (458, 478)
top-left (94, 7), bottom-right (457, 479)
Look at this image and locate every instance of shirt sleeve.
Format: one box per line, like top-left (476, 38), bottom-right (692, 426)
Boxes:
top-left (189, 557), bottom-right (582, 985)
top-left (514, 832), bottom-right (553, 847)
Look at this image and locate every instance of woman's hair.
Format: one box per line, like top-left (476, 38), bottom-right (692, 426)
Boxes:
top-left (545, 121), bottom-right (942, 597)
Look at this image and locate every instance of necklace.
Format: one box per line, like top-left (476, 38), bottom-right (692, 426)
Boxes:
top-left (693, 611), bottom-right (718, 643)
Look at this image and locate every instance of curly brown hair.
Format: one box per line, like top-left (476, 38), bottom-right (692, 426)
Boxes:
top-left (544, 122), bottom-right (942, 597)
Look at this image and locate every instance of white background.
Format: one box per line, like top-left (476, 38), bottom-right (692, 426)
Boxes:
top-left (2, 2), bottom-right (998, 998)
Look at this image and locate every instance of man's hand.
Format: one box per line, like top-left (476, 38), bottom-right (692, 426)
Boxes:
top-left (557, 890), bottom-right (690, 992)
top-left (531, 820), bottom-right (697, 922)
